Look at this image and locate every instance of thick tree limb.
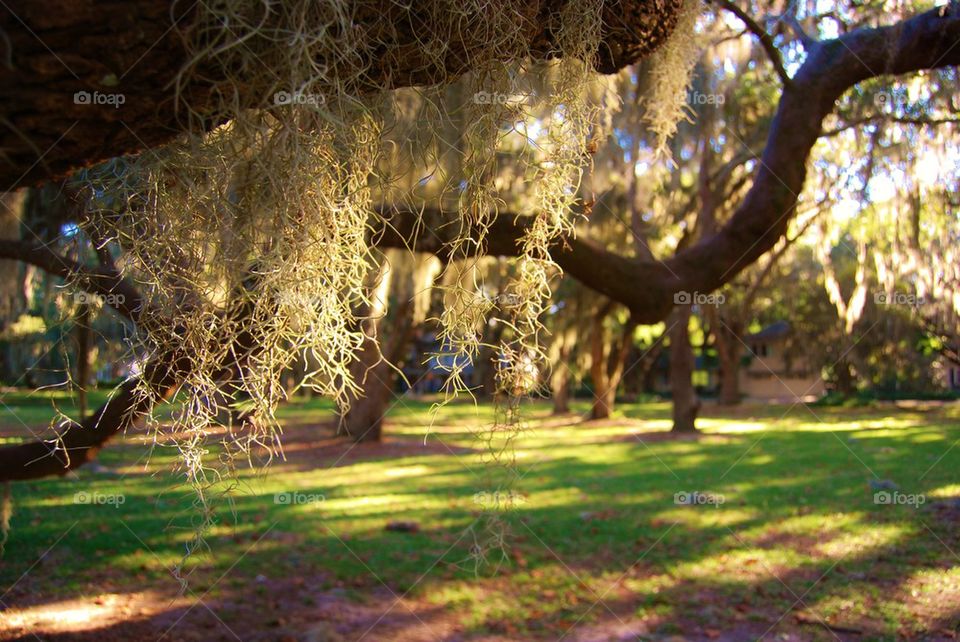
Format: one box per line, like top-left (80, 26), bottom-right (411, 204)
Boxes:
top-left (377, 6), bottom-right (960, 323)
top-left (374, 206), bottom-right (678, 322)
top-left (0, 239), bottom-right (142, 323)
top-left (0, 349), bottom-right (187, 481)
top-left (0, 280), bottom-right (261, 482)
top-left (0, 0), bottom-right (682, 189)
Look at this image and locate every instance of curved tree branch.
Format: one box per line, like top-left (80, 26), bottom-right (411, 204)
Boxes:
top-left (671, 6), bottom-right (960, 297)
top-left (0, 239), bottom-right (143, 323)
top-left (0, 279), bottom-right (261, 482)
top-left (709, 0), bottom-right (792, 87)
top-left (377, 7), bottom-right (960, 323)
top-left (0, 348), bottom-right (187, 481)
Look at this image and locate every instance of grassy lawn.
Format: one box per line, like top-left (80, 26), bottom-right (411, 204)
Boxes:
top-left (1, 390), bottom-right (959, 640)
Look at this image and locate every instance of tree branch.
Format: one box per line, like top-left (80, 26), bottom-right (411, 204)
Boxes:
top-left (710, 0), bottom-right (793, 87)
top-left (0, 239), bottom-right (142, 323)
top-left (0, 0), bottom-right (683, 189)
top-left (0, 348), bottom-right (187, 481)
top-left (378, 6), bottom-right (960, 323)
top-left (820, 114), bottom-right (960, 137)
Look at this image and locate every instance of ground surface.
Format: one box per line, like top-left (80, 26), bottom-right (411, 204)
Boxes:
top-left (1, 392), bottom-right (959, 641)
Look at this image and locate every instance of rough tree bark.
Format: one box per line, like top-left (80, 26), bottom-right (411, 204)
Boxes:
top-left (340, 299), bottom-right (419, 443)
top-left (0, 0), bottom-right (682, 189)
top-left (668, 305), bottom-right (700, 433)
top-left (589, 302), bottom-right (637, 420)
top-left (715, 319), bottom-right (743, 406)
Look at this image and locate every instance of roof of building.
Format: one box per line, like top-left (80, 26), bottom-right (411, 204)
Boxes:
top-left (745, 320), bottom-right (791, 341)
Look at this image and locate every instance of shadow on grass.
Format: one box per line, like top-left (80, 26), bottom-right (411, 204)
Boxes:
top-left (1, 400), bottom-right (959, 640)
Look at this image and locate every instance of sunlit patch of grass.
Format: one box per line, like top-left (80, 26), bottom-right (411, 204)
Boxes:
top-left (2, 395), bottom-right (960, 638)
top-left (927, 483), bottom-right (960, 498)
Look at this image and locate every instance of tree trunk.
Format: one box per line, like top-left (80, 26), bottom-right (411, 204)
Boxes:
top-left (340, 348), bottom-right (394, 443)
top-left (73, 303), bottom-right (93, 420)
top-left (835, 359), bottom-right (856, 397)
top-left (552, 365), bottom-right (571, 414)
top-left (589, 304), bottom-right (636, 420)
top-left (549, 326), bottom-right (574, 414)
top-left (340, 299), bottom-right (418, 443)
top-left (474, 318), bottom-right (506, 399)
top-left (590, 376), bottom-right (616, 420)
top-left (716, 319), bottom-right (743, 406)
top-left (669, 306), bottom-right (700, 433)
top-left (590, 304), bottom-right (615, 420)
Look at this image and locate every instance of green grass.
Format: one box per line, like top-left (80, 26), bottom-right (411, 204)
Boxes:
top-left (1, 391), bottom-right (959, 639)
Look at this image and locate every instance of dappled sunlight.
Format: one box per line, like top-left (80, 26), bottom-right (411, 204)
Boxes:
top-left (812, 522), bottom-right (907, 559)
top-left (927, 483), bottom-right (960, 498)
top-left (697, 418), bottom-right (770, 433)
top-left (660, 505), bottom-right (761, 528)
top-left (3, 400), bottom-right (960, 639)
top-left (1, 591), bottom-right (191, 636)
top-left (384, 464), bottom-right (433, 478)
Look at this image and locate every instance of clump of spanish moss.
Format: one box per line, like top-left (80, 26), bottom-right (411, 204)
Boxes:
top-left (642, 0), bottom-right (703, 156)
top-left (72, 0), bottom-right (699, 573)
